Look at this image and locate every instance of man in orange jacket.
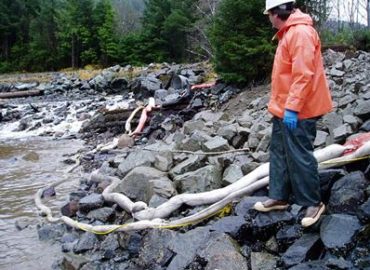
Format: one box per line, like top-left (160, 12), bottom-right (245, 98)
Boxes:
top-left (254, 0), bottom-right (333, 227)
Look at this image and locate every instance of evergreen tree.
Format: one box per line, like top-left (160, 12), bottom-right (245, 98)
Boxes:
top-left (27, 0), bottom-right (60, 71)
top-left (209, 0), bottom-right (275, 84)
top-left (93, 0), bottom-right (119, 66)
top-left (139, 0), bottom-right (197, 63)
top-left (58, 0), bottom-right (95, 68)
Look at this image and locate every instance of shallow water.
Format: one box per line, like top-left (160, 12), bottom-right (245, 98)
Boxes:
top-left (0, 137), bottom-right (84, 270)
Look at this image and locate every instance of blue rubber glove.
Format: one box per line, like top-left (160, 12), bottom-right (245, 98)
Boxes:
top-left (283, 109), bottom-right (298, 130)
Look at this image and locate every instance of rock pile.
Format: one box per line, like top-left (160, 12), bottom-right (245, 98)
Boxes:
top-left (33, 49), bottom-right (370, 270)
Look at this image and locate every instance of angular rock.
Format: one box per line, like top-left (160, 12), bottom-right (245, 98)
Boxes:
top-left (117, 150), bottom-right (155, 177)
top-left (154, 151), bottom-right (173, 172)
top-left (281, 234), bottom-right (323, 268)
top-left (319, 169), bottom-right (347, 204)
top-left (276, 224), bottom-right (303, 252)
top-left (169, 154), bottom-right (206, 178)
top-left (357, 198), bottom-right (370, 223)
top-left (210, 216), bottom-right (246, 238)
top-left (138, 229), bottom-right (176, 268)
top-left (197, 232), bottom-right (249, 270)
top-left (203, 136), bottom-right (231, 152)
top-left (113, 167), bottom-right (173, 203)
top-left (74, 232), bottom-right (99, 254)
top-left (320, 214), bottom-right (362, 256)
top-left (235, 196), bottom-right (269, 218)
top-left (87, 207), bottom-right (115, 222)
top-left (217, 124), bottom-right (238, 141)
top-left (222, 164), bottom-right (244, 186)
top-left (174, 165), bottom-right (222, 193)
top-left (314, 130), bottom-right (329, 147)
top-left (252, 211), bottom-right (294, 241)
top-left (78, 194), bottom-right (104, 213)
top-left (354, 99), bottom-right (370, 119)
top-left (167, 227), bottom-right (211, 270)
top-left (333, 124), bottom-right (353, 142)
top-left (251, 252), bottom-right (278, 270)
top-left (328, 171), bottom-right (369, 215)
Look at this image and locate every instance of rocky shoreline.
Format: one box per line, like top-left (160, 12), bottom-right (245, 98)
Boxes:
top-left (1, 50), bottom-right (370, 270)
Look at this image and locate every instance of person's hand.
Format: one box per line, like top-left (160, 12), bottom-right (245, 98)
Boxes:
top-left (283, 109), bottom-right (298, 130)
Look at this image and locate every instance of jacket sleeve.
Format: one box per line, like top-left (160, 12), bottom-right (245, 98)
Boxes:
top-left (285, 26), bottom-right (316, 112)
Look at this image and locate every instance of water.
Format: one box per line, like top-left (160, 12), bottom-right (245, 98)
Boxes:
top-left (0, 137), bottom-right (85, 270)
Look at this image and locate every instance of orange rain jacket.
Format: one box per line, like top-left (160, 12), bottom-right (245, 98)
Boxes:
top-left (268, 9), bottom-right (333, 119)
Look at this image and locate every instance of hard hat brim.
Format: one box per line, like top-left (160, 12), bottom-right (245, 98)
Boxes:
top-left (263, 9), bottom-right (269, 15)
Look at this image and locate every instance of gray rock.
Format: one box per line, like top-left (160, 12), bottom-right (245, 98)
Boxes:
top-left (247, 133), bottom-right (260, 149)
top-left (100, 234), bottom-right (120, 259)
top-left (138, 229), bottom-right (176, 268)
top-left (251, 252), bottom-right (278, 270)
top-left (354, 99), bottom-right (370, 118)
top-left (193, 110), bottom-right (225, 122)
top-left (256, 133), bottom-right (271, 152)
top-left (174, 165), bottom-right (222, 193)
top-left (320, 214), bottom-right (362, 256)
top-left (360, 119), bottom-right (370, 131)
top-left (222, 164), bottom-right (244, 186)
top-left (113, 167), bottom-right (174, 203)
top-left (235, 196), bottom-right (269, 217)
top-left (87, 207), bottom-right (115, 222)
top-left (343, 114), bottom-right (361, 130)
top-left (252, 211), bottom-right (294, 241)
top-left (314, 130), bottom-right (329, 147)
top-left (74, 232), bottom-right (99, 253)
top-left (78, 194), bottom-right (104, 212)
top-left (217, 124), bottom-right (238, 141)
top-left (198, 233), bottom-right (249, 270)
top-left (37, 223), bottom-right (65, 241)
top-left (183, 119), bottom-right (206, 135)
top-left (333, 124), bottom-right (353, 142)
top-left (167, 227), bottom-right (211, 270)
top-left (169, 154), bottom-right (206, 178)
top-left (154, 151), bottom-right (173, 172)
top-left (117, 150), bottom-right (155, 177)
top-left (203, 136), bottom-right (231, 152)
top-left (329, 68), bottom-right (345, 77)
top-left (276, 224), bottom-right (303, 252)
top-left (251, 151), bottom-right (270, 163)
top-left (281, 234), bottom-right (322, 268)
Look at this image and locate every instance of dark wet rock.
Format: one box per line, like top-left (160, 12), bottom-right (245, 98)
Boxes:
top-left (252, 211), bottom-right (294, 241)
top-left (357, 198), bottom-right (370, 223)
top-left (319, 169), bottom-right (347, 204)
top-left (87, 207), bottom-right (115, 222)
top-left (37, 223), bottom-right (65, 241)
top-left (73, 232), bottom-right (99, 253)
top-left (281, 233), bottom-right (323, 268)
top-left (287, 260), bottom-right (327, 270)
top-left (235, 196), bottom-right (269, 218)
top-left (326, 257), bottom-right (355, 270)
top-left (196, 232), bottom-right (249, 270)
top-left (210, 216), bottom-right (246, 238)
top-left (58, 253), bottom-right (90, 270)
top-left (328, 171), bottom-right (369, 215)
top-left (137, 229), bottom-right (176, 269)
top-left (166, 227), bottom-right (211, 270)
top-left (110, 78), bottom-right (128, 93)
top-left (100, 234), bottom-right (120, 260)
top-left (276, 224), bottom-right (303, 252)
top-left (251, 251), bottom-right (278, 270)
top-left (78, 193), bottom-right (104, 213)
top-left (119, 232), bottom-right (143, 257)
top-left (61, 200), bottom-right (79, 217)
top-left (321, 214), bottom-right (362, 256)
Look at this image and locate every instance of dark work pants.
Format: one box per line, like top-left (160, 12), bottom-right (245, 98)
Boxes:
top-left (269, 117), bottom-right (321, 207)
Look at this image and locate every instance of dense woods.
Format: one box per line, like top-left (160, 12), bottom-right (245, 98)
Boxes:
top-left (0, 0), bottom-right (370, 84)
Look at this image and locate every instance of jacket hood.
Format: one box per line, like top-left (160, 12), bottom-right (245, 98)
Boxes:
top-left (276, 9), bottom-right (313, 39)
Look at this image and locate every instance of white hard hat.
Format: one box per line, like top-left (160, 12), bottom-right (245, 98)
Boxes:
top-left (264, 0), bottom-right (295, 14)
